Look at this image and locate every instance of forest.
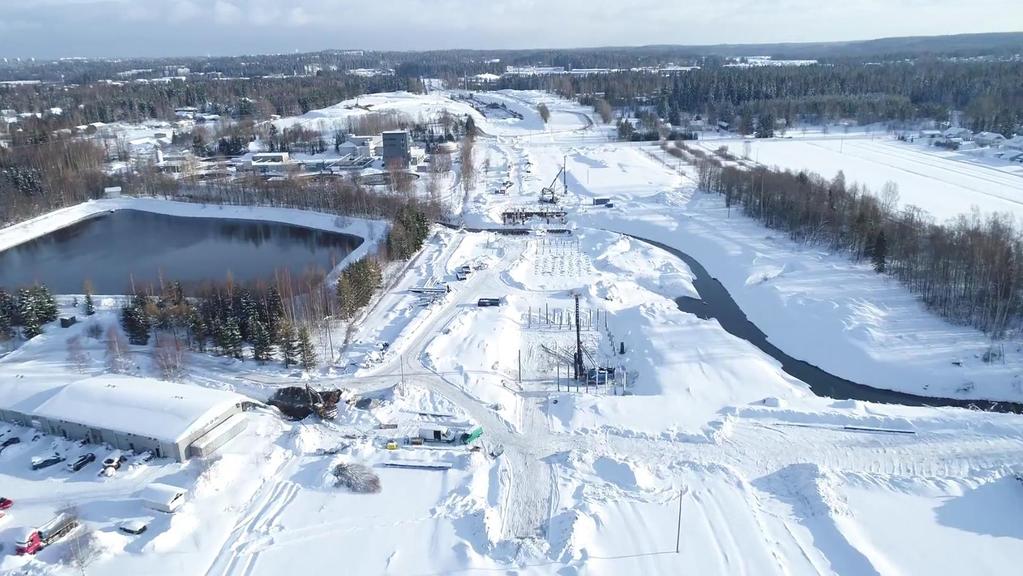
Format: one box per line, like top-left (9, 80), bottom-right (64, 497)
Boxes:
top-left (503, 60), bottom-right (1023, 135)
top-left (671, 141), bottom-right (1023, 339)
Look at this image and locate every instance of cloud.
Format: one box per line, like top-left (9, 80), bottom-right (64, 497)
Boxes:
top-left (214, 1), bottom-right (242, 24)
top-left (0, 0), bottom-right (1019, 58)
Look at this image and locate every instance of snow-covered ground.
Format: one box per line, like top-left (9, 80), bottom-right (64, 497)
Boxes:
top-left (692, 135), bottom-right (1023, 222)
top-left (3, 90), bottom-right (1023, 575)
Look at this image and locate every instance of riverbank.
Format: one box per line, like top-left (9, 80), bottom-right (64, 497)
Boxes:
top-left (0, 197), bottom-right (389, 286)
top-left (578, 189), bottom-right (1023, 405)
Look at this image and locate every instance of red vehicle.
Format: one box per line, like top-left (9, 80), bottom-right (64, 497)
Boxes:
top-left (0, 497), bottom-right (12, 511)
top-left (15, 514), bottom-right (78, 555)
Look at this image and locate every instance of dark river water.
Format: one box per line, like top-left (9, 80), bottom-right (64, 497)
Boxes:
top-left (628, 234), bottom-right (1023, 413)
top-left (0, 210), bottom-right (363, 294)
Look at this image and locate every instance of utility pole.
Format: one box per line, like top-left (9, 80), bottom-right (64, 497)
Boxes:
top-left (574, 293), bottom-right (583, 381)
top-left (675, 488), bottom-right (684, 554)
top-left (399, 354), bottom-right (405, 386)
top-left (563, 155), bottom-right (568, 196)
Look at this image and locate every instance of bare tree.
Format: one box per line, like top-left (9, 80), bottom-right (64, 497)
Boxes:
top-left (104, 325), bottom-right (131, 374)
top-left (66, 335), bottom-right (89, 373)
top-left (459, 135), bottom-right (476, 195)
top-left (154, 332), bottom-right (187, 381)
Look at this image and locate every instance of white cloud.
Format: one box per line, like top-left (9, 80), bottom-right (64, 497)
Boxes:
top-left (169, 0), bottom-right (201, 23)
top-left (214, 1), bottom-right (243, 25)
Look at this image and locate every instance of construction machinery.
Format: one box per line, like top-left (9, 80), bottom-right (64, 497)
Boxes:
top-left (540, 166), bottom-right (565, 204)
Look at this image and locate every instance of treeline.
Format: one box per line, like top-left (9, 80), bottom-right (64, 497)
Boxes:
top-left (673, 141), bottom-right (1023, 337)
top-left (118, 280), bottom-right (316, 369)
top-left (0, 138), bottom-right (107, 226)
top-left (1, 73), bottom-right (420, 137)
top-left (0, 284), bottom-right (58, 340)
top-left (503, 60), bottom-right (1023, 134)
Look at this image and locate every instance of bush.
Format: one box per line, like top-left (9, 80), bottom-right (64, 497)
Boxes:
top-left (332, 462), bottom-right (381, 493)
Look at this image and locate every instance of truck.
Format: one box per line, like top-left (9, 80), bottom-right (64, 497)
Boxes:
top-left (419, 425), bottom-right (457, 443)
top-left (16, 514), bottom-right (78, 555)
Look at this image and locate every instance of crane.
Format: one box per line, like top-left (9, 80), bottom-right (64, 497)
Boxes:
top-left (540, 164), bottom-right (565, 204)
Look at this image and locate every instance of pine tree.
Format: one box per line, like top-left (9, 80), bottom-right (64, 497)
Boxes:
top-left (0, 288), bottom-right (14, 340)
top-left (120, 294), bottom-right (152, 345)
top-left (188, 310), bottom-right (208, 352)
top-left (279, 322), bottom-right (298, 368)
top-left (298, 326), bottom-right (317, 370)
top-left (251, 319), bottom-right (274, 362)
top-left (17, 288), bottom-right (41, 339)
top-left (218, 317), bottom-right (243, 359)
top-left (82, 280), bottom-right (96, 316)
top-left (32, 284), bottom-right (58, 324)
top-left (871, 230), bottom-right (888, 273)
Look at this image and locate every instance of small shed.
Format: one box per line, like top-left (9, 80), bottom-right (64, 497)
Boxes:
top-left (139, 483), bottom-right (187, 513)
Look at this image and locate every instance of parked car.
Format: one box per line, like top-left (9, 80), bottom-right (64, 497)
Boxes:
top-left (31, 454), bottom-right (66, 471)
top-left (134, 451), bottom-right (154, 464)
top-left (0, 497), bottom-right (13, 510)
top-left (100, 451), bottom-right (128, 476)
top-left (102, 451), bottom-right (126, 469)
top-left (66, 453), bottom-right (95, 473)
top-left (118, 519), bottom-right (149, 535)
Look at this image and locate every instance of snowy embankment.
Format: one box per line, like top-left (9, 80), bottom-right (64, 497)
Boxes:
top-left (0, 197), bottom-right (388, 285)
top-left (569, 145), bottom-right (1023, 403)
top-left (692, 136), bottom-right (1023, 222)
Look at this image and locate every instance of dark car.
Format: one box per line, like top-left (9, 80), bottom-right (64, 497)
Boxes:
top-left (0, 497), bottom-right (13, 510)
top-left (118, 520), bottom-right (149, 535)
top-left (31, 454), bottom-right (66, 471)
top-left (66, 453), bottom-right (96, 473)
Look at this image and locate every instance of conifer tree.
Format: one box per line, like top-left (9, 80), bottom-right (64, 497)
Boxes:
top-left (218, 317), bottom-right (243, 359)
top-left (298, 326), bottom-right (317, 370)
top-left (188, 309), bottom-right (208, 352)
top-left (872, 230), bottom-right (888, 273)
top-left (17, 288), bottom-right (41, 339)
top-left (120, 294), bottom-right (152, 345)
top-left (0, 288), bottom-right (14, 340)
top-left (251, 319), bottom-right (274, 362)
top-left (31, 285), bottom-right (58, 324)
top-left (279, 322), bottom-right (298, 368)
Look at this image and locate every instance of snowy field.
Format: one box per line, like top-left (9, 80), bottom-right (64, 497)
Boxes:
top-left (692, 136), bottom-right (1023, 222)
top-left (2, 90), bottom-right (1023, 575)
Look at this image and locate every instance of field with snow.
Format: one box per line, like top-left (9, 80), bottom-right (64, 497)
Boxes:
top-left (2, 89), bottom-right (1023, 575)
top-left (692, 135), bottom-right (1023, 222)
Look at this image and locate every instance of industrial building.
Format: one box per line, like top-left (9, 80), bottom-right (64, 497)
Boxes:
top-left (382, 130), bottom-right (412, 168)
top-left (0, 375), bottom-right (253, 462)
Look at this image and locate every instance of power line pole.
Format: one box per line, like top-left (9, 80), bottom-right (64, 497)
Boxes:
top-left (675, 488), bottom-right (684, 554)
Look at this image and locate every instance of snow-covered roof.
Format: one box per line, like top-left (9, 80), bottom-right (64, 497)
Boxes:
top-left (138, 482), bottom-right (187, 505)
top-left (31, 375), bottom-right (246, 444)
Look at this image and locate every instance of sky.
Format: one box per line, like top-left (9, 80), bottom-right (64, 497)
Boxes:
top-left (0, 0), bottom-right (1020, 59)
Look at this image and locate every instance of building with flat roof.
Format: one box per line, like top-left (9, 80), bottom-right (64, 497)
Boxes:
top-left (382, 130), bottom-right (412, 168)
top-left (0, 375), bottom-right (252, 462)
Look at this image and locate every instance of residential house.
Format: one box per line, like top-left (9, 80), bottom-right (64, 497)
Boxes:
top-left (974, 131), bottom-right (1006, 147)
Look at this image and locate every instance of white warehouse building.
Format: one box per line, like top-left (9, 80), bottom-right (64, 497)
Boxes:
top-left (0, 375), bottom-right (253, 462)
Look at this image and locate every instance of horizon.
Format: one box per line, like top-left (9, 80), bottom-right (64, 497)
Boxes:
top-left (3, 30), bottom-right (1023, 62)
top-left (1, 0), bottom-right (1020, 59)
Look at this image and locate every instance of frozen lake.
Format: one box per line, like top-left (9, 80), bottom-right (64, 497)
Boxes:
top-left (0, 210), bottom-right (363, 294)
